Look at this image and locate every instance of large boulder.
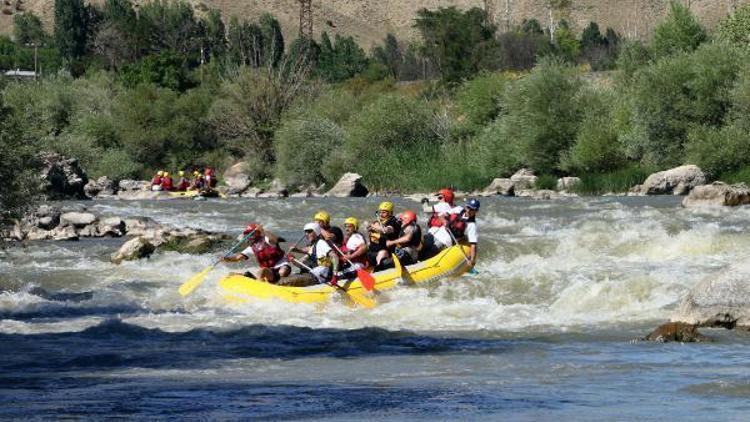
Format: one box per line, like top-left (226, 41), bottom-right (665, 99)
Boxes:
top-left (223, 162), bottom-right (252, 195)
top-left (325, 173), bottom-right (369, 197)
top-left (671, 262), bottom-right (750, 329)
top-left (123, 216), bottom-right (161, 237)
top-left (34, 204), bottom-right (61, 230)
top-left (482, 178), bottom-right (515, 197)
top-left (111, 237), bottom-right (156, 264)
top-left (59, 212), bottom-right (97, 228)
top-left (84, 176), bottom-right (117, 198)
top-left (637, 165), bottom-right (706, 195)
top-left (39, 152), bottom-right (89, 200)
top-left (97, 217), bottom-right (126, 237)
top-left (118, 179), bottom-right (150, 192)
top-left (556, 177), bottom-right (581, 192)
top-left (510, 168), bottom-right (538, 190)
top-left (643, 322), bottom-right (709, 343)
top-left (681, 182), bottom-right (750, 208)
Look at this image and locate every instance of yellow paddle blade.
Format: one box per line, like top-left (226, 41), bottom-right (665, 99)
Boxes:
top-left (178, 264), bottom-right (216, 296)
top-left (344, 289), bottom-right (377, 309)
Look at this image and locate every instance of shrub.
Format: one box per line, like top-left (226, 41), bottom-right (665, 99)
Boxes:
top-left (622, 42), bottom-right (745, 168)
top-left (473, 117), bottom-right (524, 179)
top-left (534, 174), bottom-right (558, 190)
top-left (275, 116), bottom-right (345, 187)
top-left (652, 0), bottom-right (707, 59)
top-left (572, 165), bottom-right (655, 195)
top-left (717, 4), bottom-right (750, 46)
top-left (0, 94), bottom-right (39, 219)
top-left (454, 71), bottom-right (511, 133)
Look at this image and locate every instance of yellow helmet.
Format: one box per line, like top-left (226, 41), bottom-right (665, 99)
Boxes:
top-left (344, 217), bottom-right (358, 230)
top-left (193, 171), bottom-right (200, 177)
top-left (163, 172), bottom-right (169, 177)
top-left (179, 170), bottom-right (185, 176)
top-left (157, 171), bottom-right (164, 176)
top-left (378, 201), bottom-right (394, 213)
top-left (314, 211), bottom-right (330, 225)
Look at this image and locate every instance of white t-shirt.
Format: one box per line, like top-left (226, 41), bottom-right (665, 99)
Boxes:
top-left (345, 232), bottom-right (366, 251)
top-left (432, 202), bottom-right (452, 215)
top-left (312, 239), bottom-right (332, 266)
top-left (465, 221), bottom-right (478, 244)
top-left (430, 226), bottom-right (453, 248)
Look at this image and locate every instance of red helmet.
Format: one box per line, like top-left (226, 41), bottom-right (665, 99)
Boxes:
top-left (400, 210), bottom-right (417, 226)
top-left (243, 223), bottom-right (261, 237)
top-left (437, 188), bottom-right (454, 205)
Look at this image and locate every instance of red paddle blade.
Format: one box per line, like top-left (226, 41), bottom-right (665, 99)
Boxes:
top-left (357, 268), bottom-right (376, 291)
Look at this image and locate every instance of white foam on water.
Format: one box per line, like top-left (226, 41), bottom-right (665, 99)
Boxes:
top-left (0, 316), bottom-right (105, 334)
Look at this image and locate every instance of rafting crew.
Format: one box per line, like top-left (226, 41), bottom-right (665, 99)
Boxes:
top-left (366, 201), bottom-right (401, 271)
top-left (285, 222), bottom-right (341, 287)
top-left (175, 171), bottom-right (190, 191)
top-left (336, 216), bottom-right (369, 280)
top-left (313, 211), bottom-right (344, 247)
top-left (221, 224), bottom-right (291, 283)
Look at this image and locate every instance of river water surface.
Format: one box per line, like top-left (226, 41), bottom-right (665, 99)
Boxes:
top-left (2, 196), bottom-right (750, 420)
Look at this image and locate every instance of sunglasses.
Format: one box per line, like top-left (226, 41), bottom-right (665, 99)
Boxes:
top-left (304, 229), bottom-right (314, 233)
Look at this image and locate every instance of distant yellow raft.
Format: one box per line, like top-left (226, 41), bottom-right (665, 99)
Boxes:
top-left (218, 244), bottom-right (473, 305)
top-left (168, 190), bottom-right (227, 199)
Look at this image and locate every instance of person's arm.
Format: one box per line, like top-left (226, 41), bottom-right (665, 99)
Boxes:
top-left (348, 242), bottom-right (367, 260)
top-left (469, 244), bottom-right (477, 267)
top-left (386, 227), bottom-right (413, 248)
top-left (329, 251), bottom-right (339, 274)
top-left (221, 253), bottom-right (249, 263)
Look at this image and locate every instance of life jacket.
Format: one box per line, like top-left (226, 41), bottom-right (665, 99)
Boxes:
top-left (427, 202), bottom-right (455, 228)
top-left (192, 177), bottom-right (204, 189)
top-left (176, 178), bottom-right (190, 191)
top-left (161, 177), bottom-right (173, 191)
top-left (403, 223), bottom-right (422, 249)
top-left (342, 232), bottom-right (368, 266)
top-left (150, 176), bottom-right (162, 186)
top-left (251, 240), bottom-right (285, 269)
top-left (448, 212), bottom-right (468, 239)
top-left (310, 239), bottom-right (332, 268)
top-left (368, 216), bottom-right (400, 253)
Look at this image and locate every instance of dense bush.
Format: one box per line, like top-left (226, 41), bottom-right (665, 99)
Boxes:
top-left (0, 93), bottom-right (40, 219)
top-left (454, 72), bottom-right (512, 134)
top-left (622, 42), bottom-right (745, 168)
top-left (275, 117), bottom-right (344, 187)
top-left (651, 0), bottom-right (707, 59)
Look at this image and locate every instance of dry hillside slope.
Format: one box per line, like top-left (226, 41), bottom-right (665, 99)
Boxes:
top-left (1, 0), bottom-right (748, 48)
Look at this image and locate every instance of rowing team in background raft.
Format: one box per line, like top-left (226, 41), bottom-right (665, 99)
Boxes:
top-left (221, 188), bottom-right (481, 288)
top-left (150, 168), bottom-right (217, 193)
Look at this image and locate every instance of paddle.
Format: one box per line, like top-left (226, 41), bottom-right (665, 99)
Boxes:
top-left (446, 226), bottom-right (478, 275)
top-left (391, 252), bottom-right (415, 285)
top-left (329, 242), bottom-right (376, 291)
top-left (178, 229), bottom-right (257, 296)
top-left (289, 256), bottom-right (376, 309)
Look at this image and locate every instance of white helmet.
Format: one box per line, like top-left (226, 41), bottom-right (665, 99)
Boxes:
top-left (303, 222), bottom-right (321, 236)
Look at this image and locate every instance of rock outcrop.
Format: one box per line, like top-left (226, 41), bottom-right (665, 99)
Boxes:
top-left (510, 168), bottom-right (538, 190)
top-left (325, 173), bottom-right (369, 197)
top-left (223, 162), bottom-right (252, 196)
top-left (111, 237), bottom-right (157, 264)
top-left (681, 182), bottom-right (750, 208)
top-left (84, 176), bottom-right (118, 198)
top-left (482, 178), bottom-right (515, 197)
top-left (39, 153), bottom-right (89, 200)
top-left (632, 165), bottom-right (706, 196)
top-left (643, 322), bottom-right (709, 343)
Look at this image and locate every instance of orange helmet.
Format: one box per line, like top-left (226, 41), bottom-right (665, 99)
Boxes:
top-left (400, 210), bottom-right (417, 226)
top-left (437, 188), bottom-right (454, 205)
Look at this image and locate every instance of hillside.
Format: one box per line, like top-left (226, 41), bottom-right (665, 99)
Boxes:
top-left (1, 0), bottom-right (748, 47)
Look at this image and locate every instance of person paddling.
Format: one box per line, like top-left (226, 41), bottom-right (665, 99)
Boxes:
top-left (337, 217), bottom-right (369, 279)
top-left (284, 223), bottom-right (340, 287)
top-left (387, 210), bottom-right (421, 266)
top-left (314, 210), bottom-right (344, 247)
top-left (366, 201), bottom-right (401, 271)
top-left (221, 223), bottom-right (291, 283)
top-left (160, 172), bottom-right (174, 191)
top-left (460, 199), bottom-right (480, 268)
top-left (190, 171), bottom-right (204, 191)
top-left (175, 170), bottom-right (190, 191)
top-left (150, 171), bottom-right (164, 191)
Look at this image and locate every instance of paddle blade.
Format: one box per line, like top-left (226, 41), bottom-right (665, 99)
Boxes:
top-left (345, 289), bottom-right (377, 309)
top-left (357, 268), bottom-right (376, 291)
top-left (178, 264), bottom-right (215, 296)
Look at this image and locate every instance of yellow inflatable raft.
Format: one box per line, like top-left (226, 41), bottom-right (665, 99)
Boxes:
top-left (168, 190), bottom-right (227, 199)
top-left (218, 244), bottom-right (473, 305)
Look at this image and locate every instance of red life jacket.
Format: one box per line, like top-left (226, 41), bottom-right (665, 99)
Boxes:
top-left (151, 176), bottom-right (162, 186)
top-left (161, 177), bottom-right (173, 191)
top-left (448, 212), bottom-right (467, 238)
top-left (176, 178), bottom-right (190, 191)
top-left (252, 240), bottom-right (285, 269)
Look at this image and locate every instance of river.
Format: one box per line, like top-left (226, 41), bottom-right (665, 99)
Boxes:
top-left (2, 196), bottom-right (750, 420)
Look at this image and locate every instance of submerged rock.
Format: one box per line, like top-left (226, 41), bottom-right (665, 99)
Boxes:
top-left (643, 322), bottom-right (709, 343)
top-left (111, 237), bottom-right (156, 264)
top-left (325, 173), bottom-right (369, 197)
top-left (681, 182), bottom-right (750, 208)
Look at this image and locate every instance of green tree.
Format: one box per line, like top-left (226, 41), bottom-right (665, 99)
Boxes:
top-left (260, 12), bottom-right (284, 67)
top-left (717, 4), bottom-right (750, 46)
top-left (276, 117), bottom-right (344, 187)
top-left (120, 50), bottom-right (193, 91)
top-left (0, 94), bottom-right (40, 220)
top-left (373, 34), bottom-right (402, 79)
top-left (414, 7), bottom-right (497, 83)
top-left (14, 13), bottom-right (47, 46)
top-left (54, 0), bottom-right (90, 63)
top-left (203, 9), bottom-right (226, 61)
top-left (652, 0), bottom-right (707, 59)
top-left (552, 20), bottom-right (580, 62)
top-left (580, 22), bottom-right (604, 49)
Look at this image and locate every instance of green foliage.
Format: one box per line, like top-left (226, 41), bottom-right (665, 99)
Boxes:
top-left (316, 32), bottom-right (368, 82)
top-left (717, 4), bottom-right (750, 46)
top-left (138, 0), bottom-right (202, 57)
top-left (496, 30), bottom-right (551, 71)
top-left (415, 7), bottom-right (497, 83)
top-left (373, 34), bottom-right (402, 79)
top-left (54, 0), bottom-right (90, 63)
top-left (534, 174), bottom-right (558, 190)
top-left (0, 93), bottom-right (40, 220)
top-left (581, 22), bottom-right (604, 49)
top-left (275, 117), bottom-right (345, 187)
top-left (14, 13), bottom-right (47, 46)
top-left (493, 57), bottom-right (584, 174)
top-left (652, 0), bottom-right (707, 59)
top-left (455, 72), bottom-right (510, 133)
top-left (719, 166), bottom-right (750, 185)
top-left (552, 20), bottom-right (581, 62)
top-left (260, 13), bottom-right (284, 67)
top-left (623, 42), bottom-right (744, 168)
top-left (616, 40), bottom-right (651, 79)
top-left (203, 9), bottom-right (226, 60)
top-left (572, 165), bottom-right (654, 195)
top-left (120, 50), bottom-right (194, 91)
top-left (561, 89), bottom-right (626, 174)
